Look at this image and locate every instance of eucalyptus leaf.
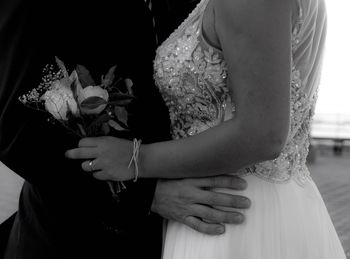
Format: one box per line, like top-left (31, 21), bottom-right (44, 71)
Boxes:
top-left (102, 65), bottom-right (117, 88)
top-left (124, 78), bottom-right (134, 95)
top-left (108, 99), bottom-right (133, 107)
top-left (108, 92), bottom-right (135, 106)
top-left (114, 106), bottom-right (128, 127)
top-left (76, 64), bottom-right (95, 87)
top-left (108, 120), bottom-right (126, 131)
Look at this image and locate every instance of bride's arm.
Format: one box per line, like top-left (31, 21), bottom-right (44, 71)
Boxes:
top-left (140, 0), bottom-right (292, 178)
top-left (67, 0), bottom-right (293, 181)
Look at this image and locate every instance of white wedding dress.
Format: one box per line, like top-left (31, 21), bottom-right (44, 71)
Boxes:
top-left (154, 0), bottom-right (347, 258)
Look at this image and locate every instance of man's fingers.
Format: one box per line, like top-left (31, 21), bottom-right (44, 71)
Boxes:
top-left (191, 204), bottom-right (245, 225)
top-left (183, 216), bottom-right (225, 235)
top-left (198, 190), bottom-right (251, 209)
top-left (191, 176), bottom-right (248, 190)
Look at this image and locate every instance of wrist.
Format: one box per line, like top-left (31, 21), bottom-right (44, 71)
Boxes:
top-left (138, 142), bottom-right (153, 179)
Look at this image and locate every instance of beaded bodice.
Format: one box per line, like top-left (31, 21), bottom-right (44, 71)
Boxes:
top-left (154, 0), bottom-right (325, 186)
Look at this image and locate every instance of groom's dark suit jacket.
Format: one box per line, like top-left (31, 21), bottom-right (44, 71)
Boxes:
top-left (0, 0), bottom-right (171, 258)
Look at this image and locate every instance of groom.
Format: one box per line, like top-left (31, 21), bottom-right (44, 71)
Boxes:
top-left (0, 0), bottom-right (249, 258)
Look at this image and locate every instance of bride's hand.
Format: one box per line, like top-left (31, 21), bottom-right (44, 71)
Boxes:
top-left (65, 137), bottom-right (135, 181)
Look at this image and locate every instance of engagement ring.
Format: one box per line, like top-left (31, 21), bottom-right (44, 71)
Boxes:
top-left (88, 160), bottom-right (95, 171)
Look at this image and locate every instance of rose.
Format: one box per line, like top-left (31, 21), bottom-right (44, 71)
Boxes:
top-left (77, 86), bottom-right (109, 115)
top-left (41, 80), bottom-right (79, 120)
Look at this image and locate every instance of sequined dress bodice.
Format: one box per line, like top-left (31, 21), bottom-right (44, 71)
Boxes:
top-left (154, 0), bottom-right (326, 186)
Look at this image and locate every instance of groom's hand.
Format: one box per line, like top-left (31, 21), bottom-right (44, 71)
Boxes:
top-left (151, 176), bottom-right (251, 235)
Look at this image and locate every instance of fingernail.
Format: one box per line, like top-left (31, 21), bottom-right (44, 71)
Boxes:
top-left (216, 226), bottom-right (225, 234)
top-left (236, 214), bottom-right (244, 223)
top-left (241, 180), bottom-right (248, 190)
top-left (243, 198), bottom-right (251, 208)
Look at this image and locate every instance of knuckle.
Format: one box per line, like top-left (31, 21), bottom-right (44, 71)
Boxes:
top-left (233, 177), bottom-right (247, 189)
top-left (210, 177), bottom-right (220, 187)
top-left (179, 190), bottom-right (192, 203)
top-left (229, 196), bottom-right (239, 207)
top-left (207, 194), bottom-right (219, 206)
top-left (193, 223), bottom-right (200, 231)
top-left (212, 212), bottom-right (225, 222)
top-left (177, 192), bottom-right (187, 202)
top-left (179, 212), bottom-right (189, 223)
top-left (188, 219), bottom-right (201, 231)
top-left (229, 177), bottom-right (239, 187)
top-left (186, 219), bottom-right (198, 231)
top-left (203, 210), bottom-right (214, 220)
top-left (97, 148), bottom-right (103, 156)
top-left (78, 139), bottom-right (84, 147)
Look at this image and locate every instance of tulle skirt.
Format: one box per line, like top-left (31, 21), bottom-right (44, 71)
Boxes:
top-left (162, 174), bottom-right (346, 259)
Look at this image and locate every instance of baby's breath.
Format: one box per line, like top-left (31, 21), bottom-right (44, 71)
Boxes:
top-left (19, 63), bottom-right (64, 105)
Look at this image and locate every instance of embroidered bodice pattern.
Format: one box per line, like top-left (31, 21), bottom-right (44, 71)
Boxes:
top-left (154, 0), bottom-right (316, 186)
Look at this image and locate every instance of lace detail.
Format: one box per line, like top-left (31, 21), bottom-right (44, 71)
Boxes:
top-left (154, 0), bottom-right (315, 186)
top-left (154, 17), bottom-right (229, 139)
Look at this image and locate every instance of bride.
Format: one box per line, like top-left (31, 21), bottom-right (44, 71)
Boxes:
top-left (67, 0), bottom-right (347, 258)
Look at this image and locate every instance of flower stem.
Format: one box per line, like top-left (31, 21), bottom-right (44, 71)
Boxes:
top-left (77, 123), bottom-right (87, 137)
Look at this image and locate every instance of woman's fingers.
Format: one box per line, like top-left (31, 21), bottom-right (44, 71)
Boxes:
top-left (78, 137), bottom-right (105, 147)
top-left (81, 159), bottom-right (100, 172)
top-left (65, 147), bottom-right (99, 159)
top-left (92, 171), bottom-right (113, 181)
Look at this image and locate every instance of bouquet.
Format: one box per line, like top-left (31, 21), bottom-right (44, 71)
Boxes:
top-left (19, 57), bottom-right (136, 200)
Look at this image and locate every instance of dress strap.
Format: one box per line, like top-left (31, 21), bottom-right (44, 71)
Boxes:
top-left (293, 0), bottom-right (304, 36)
top-left (197, 0), bottom-right (223, 52)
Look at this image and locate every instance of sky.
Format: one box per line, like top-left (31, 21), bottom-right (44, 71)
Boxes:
top-left (314, 0), bottom-right (350, 117)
